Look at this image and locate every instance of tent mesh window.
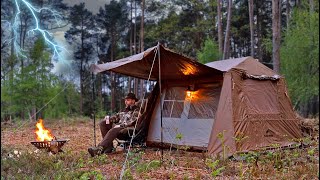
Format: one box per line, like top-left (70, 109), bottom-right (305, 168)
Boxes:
top-left (163, 87), bottom-right (186, 118)
top-left (188, 86), bottom-right (221, 119)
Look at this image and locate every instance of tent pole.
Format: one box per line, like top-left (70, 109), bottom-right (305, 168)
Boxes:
top-left (157, 42), bottom-right (163, 165)
top-left (92, 72), bottom-right (96, 147)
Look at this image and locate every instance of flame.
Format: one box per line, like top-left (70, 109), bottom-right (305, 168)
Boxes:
top-left (35, 119), bottom-right (54, 141)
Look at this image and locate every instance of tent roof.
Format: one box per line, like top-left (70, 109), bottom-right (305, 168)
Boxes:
top-left (205, 56), bottom-right (278, 77)
top-left (90, 44), bottom-right (222, 81)
top-left (205, 57), bottom-right (248, 72)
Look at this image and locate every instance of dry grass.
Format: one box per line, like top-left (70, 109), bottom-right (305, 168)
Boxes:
top-left (1, 118), bottom-right (319, 179)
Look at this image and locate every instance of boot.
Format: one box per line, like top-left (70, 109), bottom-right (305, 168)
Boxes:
top-left (88, 146), bottom-right (104, 157)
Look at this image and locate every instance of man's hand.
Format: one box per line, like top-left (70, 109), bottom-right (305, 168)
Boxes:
top-left (109, 116), bottom-right (117, 123)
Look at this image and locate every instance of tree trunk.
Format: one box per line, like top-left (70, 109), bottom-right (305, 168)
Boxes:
top-left (217, 0), bottom-right (223, 55)
top-left (140, 0), bottom-right (145, 99)
top-left (140, 0), bottom-right (144, 52)
top-left (31, 107), bottom-right (37, 121)
top-left (110, 32), bottom-right (116, 112)
top-left (21, 111), bottom-right (25, 121)
top-left (22, 17), bottom-right (27, 48)
top-left (97, 74), bottom-right (103, 111)
top-left (134, 78), bottom-right (139, 97)
top-left (286, 0), bottom-right (290, 30)
top-left (256, 4), bottom-right (263, 62)
top-left (272, 0), bottom-right (281, 73)
top-left (80, 68), bottom-right (83, 115)
top-left (140, 0), bottom-right (145, 52)
top-left (79, 22), bottom-right (84, 115)
top-left (295, 0), bottom-right (301, 7)
top-left (111, 72), bottom-right (116, 112)
top-left (309, 0), bottom-right (314, 12)
top-left (223, 0), bottom-right (232, 59)
top-left (128, 77), bottom-right (132, 93)
top-left (67, 88), bottom-right (72, 115)
top-left (133, 0), bottom-right (138, 96)
top-left (128, 0), bottom-right (133, 93)
top-left (10, 9), bottom-right (15, 87)
top-left (248, 0), bottom-right (255, 57)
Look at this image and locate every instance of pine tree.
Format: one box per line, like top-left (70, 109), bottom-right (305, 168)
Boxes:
top-left (65, 3), bottom-right (94, 115)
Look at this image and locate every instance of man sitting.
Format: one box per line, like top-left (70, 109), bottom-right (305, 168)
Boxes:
top-left (88, 93), bottom-right (140, 157)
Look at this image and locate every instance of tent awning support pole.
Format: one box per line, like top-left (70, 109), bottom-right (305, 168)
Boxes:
top-left (157, 42), bottom-right (163, 165)
top-left (92, 72), bottom-right (96, 147)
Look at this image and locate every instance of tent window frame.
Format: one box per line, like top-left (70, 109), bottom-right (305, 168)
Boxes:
top-left (163, 99), bottom-right (185, 118)
top-left (163, 100), bottom-right (185, 117)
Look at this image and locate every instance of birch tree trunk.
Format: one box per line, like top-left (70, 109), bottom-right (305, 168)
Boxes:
top-left (272, 0), bottom-right (281, 73)
top-left (223, 0), bottom-right (232, 59)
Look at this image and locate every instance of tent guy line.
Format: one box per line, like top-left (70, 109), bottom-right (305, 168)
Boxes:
top-left (119, 44), bottom-right (159, 180)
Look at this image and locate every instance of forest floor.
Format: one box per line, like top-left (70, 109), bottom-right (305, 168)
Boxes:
top-left (1, 117), bottom-right (319, 179)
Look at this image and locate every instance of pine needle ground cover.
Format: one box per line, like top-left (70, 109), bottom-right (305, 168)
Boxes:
top-left (1, 118), bottom-right (318, 179)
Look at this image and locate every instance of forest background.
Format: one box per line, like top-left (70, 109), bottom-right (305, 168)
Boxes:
top-left (1, 0), bottom-right (319, 122)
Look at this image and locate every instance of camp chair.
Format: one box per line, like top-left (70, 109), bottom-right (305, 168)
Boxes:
top-left (115, 98), bottom-right (149, 151)
top-left (115, 83), bottom-right (159, 152)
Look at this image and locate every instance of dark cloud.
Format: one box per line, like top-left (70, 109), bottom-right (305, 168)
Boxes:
top-left (63, 0), bottom-right (111, 14)
top-left (51, 1), bottom-right (111, 75)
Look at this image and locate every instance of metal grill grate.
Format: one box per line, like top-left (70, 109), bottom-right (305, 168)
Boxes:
top-left (31, 139), bottom-right (69, 153)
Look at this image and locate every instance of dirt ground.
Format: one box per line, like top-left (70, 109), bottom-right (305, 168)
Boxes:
top-left (1, 118), bottom-right (100, 153)
top-left (1, 118), bottom-right (213, 179)
top-left (1, 118), bottom-right (319, 179)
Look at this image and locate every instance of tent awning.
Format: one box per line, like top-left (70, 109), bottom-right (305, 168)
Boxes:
top-left (90, 44), bottom-right (222, 81)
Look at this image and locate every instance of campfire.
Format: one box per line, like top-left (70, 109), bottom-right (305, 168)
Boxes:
top-left (30, 119), bottom-right (69, 154)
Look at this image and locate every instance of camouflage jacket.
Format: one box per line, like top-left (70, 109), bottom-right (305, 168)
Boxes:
top-left (109, 105), bottom-right (140, 127)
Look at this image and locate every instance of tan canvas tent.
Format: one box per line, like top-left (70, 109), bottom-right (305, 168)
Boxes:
top-left (205, 57), bottom-right (302, 156)
top-left (90, 45), bottom-right (302, 156)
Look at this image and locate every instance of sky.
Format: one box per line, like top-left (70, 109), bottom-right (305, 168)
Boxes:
top-left (63, 0), bottom-right (111, 14)
top-left (51, 0), bottom-right (110, 75)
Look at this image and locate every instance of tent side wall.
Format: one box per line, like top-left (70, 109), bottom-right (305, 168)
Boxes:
top-left (226, 70), bottom-right (301, 153)
top-left (207, 72), bottom-right (237, 155)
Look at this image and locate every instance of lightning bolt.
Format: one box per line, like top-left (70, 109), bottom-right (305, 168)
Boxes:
top-left (4, 0), bottom-right (69, 61)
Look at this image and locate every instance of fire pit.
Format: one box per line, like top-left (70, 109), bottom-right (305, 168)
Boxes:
top-left (31, 119), bottom-right (69, 154)
top-left (31, 138), bottom-right (69, 154)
